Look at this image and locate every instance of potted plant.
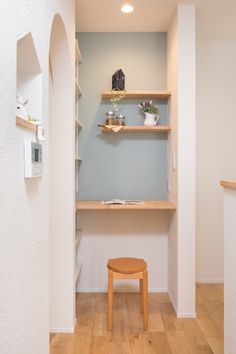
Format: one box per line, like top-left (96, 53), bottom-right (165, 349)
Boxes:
top-left (138, 100), bottom-right (160, 126)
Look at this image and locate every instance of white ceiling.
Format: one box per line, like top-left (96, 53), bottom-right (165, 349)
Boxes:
top-left (76, 0), bottom-right (236, 40)
top-left (76, 0), bottom-right (193, 32)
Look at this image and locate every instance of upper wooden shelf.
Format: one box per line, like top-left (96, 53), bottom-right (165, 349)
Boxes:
top-left (76, 200), bottom-right (176, 211)
top-left (101, 91), bottom-right (171, 99)
top-left (16, 116), bottom-right (37, 132)
top-left (98, 125), bottom-right (171, 132)
top-left (75, 39), bottom-right (82, 63)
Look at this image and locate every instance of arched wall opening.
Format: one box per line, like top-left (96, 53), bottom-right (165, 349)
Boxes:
top-left (49, 14), bottom-right (75, 331)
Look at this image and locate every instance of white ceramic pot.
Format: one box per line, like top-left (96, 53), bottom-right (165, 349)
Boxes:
top-left (144, 112), bottom-right (159, 126)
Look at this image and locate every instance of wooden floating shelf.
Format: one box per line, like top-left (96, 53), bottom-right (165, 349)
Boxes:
top-left (75, 79), bottom-right (82, 96)
top-left (76, 200), bottom-right (176, 211)
top-left (75, 260), bottom-right (82, 284)
top-left (101, 90), bottom-right (171, 99)
top-left (75, 119), bottom-right (82, 128)
top-left (75, 156), bottom-right (82, 161)
top-left (16, 116), bottom-right (38, 133)
top-left (221, 180), bottom-right (236, 190)
top-left (75, 39), bottom-right (82, 63)
top-left (75, 233), bottom-right (82, 247)
top-left (98, 125), bottom-right (171, 132)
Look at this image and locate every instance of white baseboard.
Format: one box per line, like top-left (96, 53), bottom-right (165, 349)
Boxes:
top-left (50, 326), bottom-right (75, 333)
top-left (50, 318), bottom-right (77, 334)
top-left (177, 312), bottom-right (196, 318)
top-left (196, 279), bottom-right (224, 284)
top-left (77, 287), bottom-right (168, 293)
top-left (168, 292), bottom-right (196, 318)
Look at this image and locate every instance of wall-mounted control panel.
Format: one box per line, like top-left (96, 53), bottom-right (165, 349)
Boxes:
top-left (24, 141), bottom-right (43, 178)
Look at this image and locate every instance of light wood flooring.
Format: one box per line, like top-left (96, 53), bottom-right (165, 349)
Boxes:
top-left (50, 284), bottom-right (223, 354)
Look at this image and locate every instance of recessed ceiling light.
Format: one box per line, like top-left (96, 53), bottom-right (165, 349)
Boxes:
top-left (121, 4), bottom-right (134, 13)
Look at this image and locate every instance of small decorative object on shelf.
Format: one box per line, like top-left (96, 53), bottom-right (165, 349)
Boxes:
top-left (112, 69), bottom-right (125, 91)
top-left (16, 93), bottom-right (29, 120)
top-left (138, 100), bottom-right (160, 126)
top-left (28, 115), bottom-right (39, 124)
top-left (102, 199), bottom-right (144, 205)
top-left (116, 114), bottom-right (126, 126)
top-left (105, 110), bottom-right (116, 125)
top-left (16, 94), bottom-right (44, 140)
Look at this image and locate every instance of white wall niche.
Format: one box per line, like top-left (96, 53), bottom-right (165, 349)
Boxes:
top-left (17, 32), bottom-right (42, 124)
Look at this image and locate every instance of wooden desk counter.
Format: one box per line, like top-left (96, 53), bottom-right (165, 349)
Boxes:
top-left (76, 200), bottom-right (176, 211)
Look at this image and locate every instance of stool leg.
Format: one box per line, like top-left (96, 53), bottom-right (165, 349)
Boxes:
top-left (140, 279), bottom-right (144, 314)
top-left (108, 269), bottom-right (113, 331)
top-left (143, 269), bottom-right (148, 331)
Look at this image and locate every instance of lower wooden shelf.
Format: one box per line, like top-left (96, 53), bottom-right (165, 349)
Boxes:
top-left (76, 200), bottom-right (176, 211)
top-left (98, 125), bottom-right (171, 132)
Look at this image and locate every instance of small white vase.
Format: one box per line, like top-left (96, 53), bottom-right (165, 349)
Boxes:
top-left (144, 112), bottom-right (159, 126)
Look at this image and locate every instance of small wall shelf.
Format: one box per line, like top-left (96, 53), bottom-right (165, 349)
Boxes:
top-left (76, 200), bottom-right (176, 211)
top-left (101, 90), bottom-right (171, 99)
top-left (75, 232), bottom-right (82, 247)
top-left (221, 180), bottom-right (236, 189)
top-left (16, 116), bottom-right (37, 133)
top-left (75, 39), bottom-right (82, 63)
top-left (98, 125), bottom-right (171, 132)
top-left (75, 79), bottom-right (82, 96)
top-left (75, 119), bottom-right (82, 128)
top-left (75, 260), bottom-right (82, 284)
top-left (75, 156), bottom-right (82, 161)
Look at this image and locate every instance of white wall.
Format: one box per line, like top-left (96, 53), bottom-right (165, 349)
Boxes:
top-left (0, 0), bottom-right (75, 352)
top-left (49, 14), bottom-right (75, 333)
top-left (77, 212), bottom-right (168, 292)
top-left (222, 186), bottom-right (236, 354)
top-left (167, 5), bottom-right (196, 316)
top-left (177, 4), bottom-right (196, 317)
top-left (196, 4), bottom-right (236, 282)
top-left (167, 11), bottom-right (178, 310)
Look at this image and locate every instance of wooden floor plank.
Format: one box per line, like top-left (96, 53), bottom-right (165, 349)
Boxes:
top-left (50, 284), bottom-right (223, 354)
top-left (166, 331), bottom-right (192, 354)
top-left (50, 333), bottom-right (73, 354)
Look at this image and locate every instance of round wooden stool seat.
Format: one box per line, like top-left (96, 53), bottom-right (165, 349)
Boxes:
top-left (107, 257), bottom-right (147, 274)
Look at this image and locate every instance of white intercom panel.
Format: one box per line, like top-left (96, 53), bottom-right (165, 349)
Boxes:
top-left (24, 141), bottom-right (43, 178)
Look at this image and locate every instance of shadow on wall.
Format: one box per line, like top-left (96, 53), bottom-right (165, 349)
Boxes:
top-left (79, 210), bottom-right (168, 236)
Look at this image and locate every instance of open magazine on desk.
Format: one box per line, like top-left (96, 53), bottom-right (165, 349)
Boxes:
top-left (102, 199), bottom-right (144, 205)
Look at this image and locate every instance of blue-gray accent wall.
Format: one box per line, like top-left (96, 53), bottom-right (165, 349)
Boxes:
top-left (77, 32), bottom-right (168, 200)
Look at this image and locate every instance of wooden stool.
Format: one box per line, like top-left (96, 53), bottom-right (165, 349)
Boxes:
top-left (107, 257), bottom-right (148, 331)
